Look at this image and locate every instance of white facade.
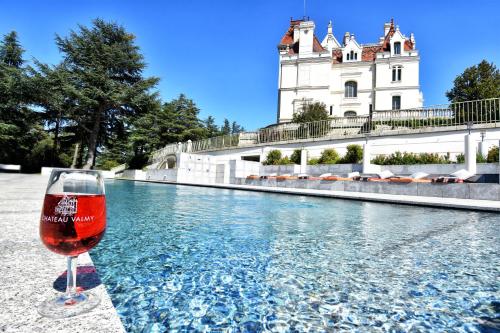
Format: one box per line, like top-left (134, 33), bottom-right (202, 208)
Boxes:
top-left (277, 19), bottom-right (424, 123)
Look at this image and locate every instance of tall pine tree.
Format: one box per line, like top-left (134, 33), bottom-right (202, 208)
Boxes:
top-left (154, 94), bottom-right (207, 144)
top-left (446, 60), bottom-right (500, 102)
top-left (0, 31), bottom-right (46, 168)
top-left (221, 118), bottom-right (231, 135)
top-left (55, 19), bottom-right (159, 169)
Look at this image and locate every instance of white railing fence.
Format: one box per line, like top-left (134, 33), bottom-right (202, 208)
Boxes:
top-left (150, 98), bottom-right (500, 163)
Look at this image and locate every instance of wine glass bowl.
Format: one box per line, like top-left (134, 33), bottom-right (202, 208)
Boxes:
top-left (38, 169), bottom-right (106, 318)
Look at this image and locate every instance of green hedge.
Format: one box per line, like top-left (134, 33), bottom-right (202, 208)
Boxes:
top-left (487, 146), bottom-right (499, 163)
top-left (265, 145), bottom-right (499, 167)
top-left (371, 152), bottom-right (450, 165)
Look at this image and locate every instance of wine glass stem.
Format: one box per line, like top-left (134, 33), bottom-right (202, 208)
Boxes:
top-left (66, 256), bottom-right (78, 298)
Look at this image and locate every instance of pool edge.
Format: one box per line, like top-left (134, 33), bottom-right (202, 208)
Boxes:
top-left (115, 178), bottom-right (500, 213)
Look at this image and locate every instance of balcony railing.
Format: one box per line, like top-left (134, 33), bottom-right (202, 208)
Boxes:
top-left (150, 98), bottom-right (500, 163)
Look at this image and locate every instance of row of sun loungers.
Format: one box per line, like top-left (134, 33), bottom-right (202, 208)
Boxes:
top-left (247, 169), bottom-right (476, 183)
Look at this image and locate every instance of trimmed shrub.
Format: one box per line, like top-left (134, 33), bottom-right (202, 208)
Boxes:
top-left (476, 153), bottom-right (487, 163)
top-left (290, 149), bottom-right (301, 164)
top-left (308, 158), bottom-right (319, 165)
top-left (263, 150), bottom-right (282, 165)
top-left (340, 144), bottom-right (363, 164)
top-left (279, 156), bottom-right (292, 165)
top-left (100, 160), bottom-right (121, 170)
top-left (487, 146), bottom-right (499, 163)
top-left (318, 148), bottom-right (340, 164)
top-left (456, 153), bottom-right (490, 163)
top-left (372, 151), bottom-right (449, 165)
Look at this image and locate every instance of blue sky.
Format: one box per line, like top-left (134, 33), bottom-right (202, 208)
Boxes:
top-left (1, 0), bottom-right (498, 130)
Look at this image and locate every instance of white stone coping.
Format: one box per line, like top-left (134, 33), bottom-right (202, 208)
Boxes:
top-left (0, 164), bottom-right (21, 171)
top-left (132, 179), bottom-right (500, 213)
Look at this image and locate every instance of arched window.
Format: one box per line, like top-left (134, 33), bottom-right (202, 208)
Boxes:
top-left (347, 53), bottom-right (350, 60)
top-left (344, 111), bottom-right (357, 117)
top-left (345, 81), bottom-right (357, 98)
top-left (392, 65), bottom-right (402, 82)
top-left (394, 42), bottom-right (401, 55)
top-left (166, 156), bottom-right (177, 169)
top-left (354, 52), bottom-right (357, 60)
top-left (350, 50), bottom-right (354, 60)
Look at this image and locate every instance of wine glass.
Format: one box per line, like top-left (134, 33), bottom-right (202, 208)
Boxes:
top-left (38, 169), bottom-right (106, 318)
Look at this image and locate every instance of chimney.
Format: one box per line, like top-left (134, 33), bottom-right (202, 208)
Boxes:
top-left (298, 20), bottom-right (315, 55)
top-left (343, 32), bottom-right (350, 46)
top-left (293, 24), bottom-right (300, 43)
top-left (384, 23), bottom-right (391, 36)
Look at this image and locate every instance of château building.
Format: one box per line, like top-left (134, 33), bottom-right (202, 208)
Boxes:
top-left (277, 18), bottom-right (424, 123)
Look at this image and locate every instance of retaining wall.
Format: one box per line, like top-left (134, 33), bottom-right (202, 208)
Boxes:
top-left (236, 178), bottom-right (500, 201)
top-left (259, 163), bottom-right (498, 176)
top-left (122, 169), bottom-right (147, 180)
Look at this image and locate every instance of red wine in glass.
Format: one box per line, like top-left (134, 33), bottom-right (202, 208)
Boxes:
top-left (40, 194), bottom-right (106, 256)
top-left (38, 169), bottom-right (106, 318)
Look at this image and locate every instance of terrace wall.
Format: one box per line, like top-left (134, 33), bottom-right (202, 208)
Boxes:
top-left (260, 163), bottom-right (498, 176)
top-left (236, 178), bottom-right (500, 201)
top-left (198, 128), bottom-right (500, 162)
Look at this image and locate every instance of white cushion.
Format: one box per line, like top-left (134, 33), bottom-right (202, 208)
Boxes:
top-left (450, 169), bottom-right (474, 179)
top-left (319, 173), bottom-right (331, 178)
top-left (410, 172), bottom-right (429, 179)
top-left (347, 171), bottom-right (360, 178)
top-left (377, 170), bottom-right (394, 179)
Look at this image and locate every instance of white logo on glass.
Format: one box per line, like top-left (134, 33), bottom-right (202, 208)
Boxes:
top-left (55, 196), bottom-right (78, 216)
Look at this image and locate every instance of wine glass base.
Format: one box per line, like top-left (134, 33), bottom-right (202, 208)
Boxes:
top-left (38, 291), bottom-right (101, 319)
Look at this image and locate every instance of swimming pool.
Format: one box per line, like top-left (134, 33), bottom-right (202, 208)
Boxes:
top-left (91, 180), bottom-right (499, 332)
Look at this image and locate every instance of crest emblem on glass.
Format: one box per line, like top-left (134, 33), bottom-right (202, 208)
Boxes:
top-left (39, 169), bottom-right (106, 318)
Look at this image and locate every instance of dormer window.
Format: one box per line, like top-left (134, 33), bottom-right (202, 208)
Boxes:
top-left (392, 65), bottom-right (402, 82)
top-left (394, 42), bottom-right (401, 55)
top-left (346, 50), bottom-right (358, 61)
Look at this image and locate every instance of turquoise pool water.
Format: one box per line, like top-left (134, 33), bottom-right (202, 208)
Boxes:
top-left (91, 180), bottom-right (499, 332)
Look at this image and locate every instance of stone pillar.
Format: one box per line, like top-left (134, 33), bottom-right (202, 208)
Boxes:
top-left (186, 140), bottom-right (193, 153)
top-left (464, 134), bottom-right (476, 174)
top-left (478, 141), bottom-right (488, 159)
top-left (260, 148), bottom-right (267, 165)
top-left (362, 143), bottom-right (371, 174)
top-left (177, 142), bottom-right (183, 153)
top-left (300, 149), bottom-right (307, 174)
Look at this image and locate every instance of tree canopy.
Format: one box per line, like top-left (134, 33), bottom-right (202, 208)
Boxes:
top-left (54, 19), bottom-right (160, 169)
top-left (292, 102), bottom-right (329, 123)
top-left (446, 60), bottom-right (500, 102)
top-left (0, 31), bottom-right (47, 170)
top-left (0, 22), bottom-right (247, 172)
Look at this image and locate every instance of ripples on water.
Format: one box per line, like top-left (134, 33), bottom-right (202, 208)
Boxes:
top-left (91, 180), bottom-right (500, 332)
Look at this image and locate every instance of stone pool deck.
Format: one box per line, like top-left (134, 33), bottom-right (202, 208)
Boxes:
top-left (134, 179), bottom-right (500, 213)
top-left (0, 174), bottom-right (123, 333)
